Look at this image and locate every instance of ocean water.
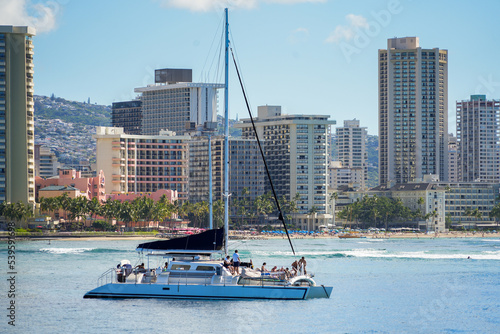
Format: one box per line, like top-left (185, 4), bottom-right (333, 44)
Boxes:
top-left (2, 237), bottom-right (500, 333)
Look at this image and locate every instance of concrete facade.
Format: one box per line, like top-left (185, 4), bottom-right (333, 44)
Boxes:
top-left (36, 168), bottom-right (106, 203)
top-left (135, 79), bottom-right (223, 135)
top-left (0, 26), bottom-right (36, 205)
top-left (368, 182), bottom-right (446, 232)
top-left (436, 182), bottom-right (500, 230)
top-left (379, 37), bottom-right (448, 185)
top-left (188, 136), bottom-right (265, 204)
top-left (112, 100), bottom-right (142, 135)
top-left (448, 133), bottom-right (458, 182)
top-left (94, 126), bottom-right (190, 201)
top-left (336, 119), bottom-right (367, 189)
top-left (457, 95), bottom-right (500, 182)
top-left (35, 144), bottom-right (60, 178)
top-left (235, 105), bottom-right (336, 230)
top-left (328, 161), bottom-right (365, 190)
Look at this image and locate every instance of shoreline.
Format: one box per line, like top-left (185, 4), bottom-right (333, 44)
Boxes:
top-left (1, 231), bottom-right (498, 242)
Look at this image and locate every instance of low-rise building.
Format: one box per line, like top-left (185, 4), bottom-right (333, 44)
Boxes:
top-left (36, 168), bottom-right (106, 203)
top-left (366, 183), bottom-right (446, 232)
top-left (436, 182), bottom-right (500, 230)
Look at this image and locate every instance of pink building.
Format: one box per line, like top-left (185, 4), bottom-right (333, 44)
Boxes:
top-left (36, 168), bottom-right (106, 203)
top-left (108, 188), bottom-right (178, 203)
top-left (108, 189), bottom-right (187, 230)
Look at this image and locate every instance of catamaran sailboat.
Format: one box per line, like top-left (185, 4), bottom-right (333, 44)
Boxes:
top-left (84, 9), bottom-right (332, 300)
top-left (84, 228), bottom-right (332, 300)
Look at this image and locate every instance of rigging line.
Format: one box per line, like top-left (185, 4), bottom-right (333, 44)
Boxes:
top-left (214, 28), bottom-right (224, 85)
top-left (229, 29), bottom-right (252, 111)
top-left (200, 15), bottom-right (224, 83)
top-left (229, 47), bottom-right (296, 257)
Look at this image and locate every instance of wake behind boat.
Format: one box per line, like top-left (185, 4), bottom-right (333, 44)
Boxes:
top-left (83, 228), bottom-right (332, 300)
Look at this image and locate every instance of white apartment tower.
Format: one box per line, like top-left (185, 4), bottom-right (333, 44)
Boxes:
top-left (135, 68), bottom-right (223, 135)
top-left (379, 37), bottom-right (448, 185)
top-left (235, 106), bottom-right (336, 230)
top-left (448, 133), bottom-right (458, 182)
top-left (336, 119), bottom-right (367, 189)
top-left (0, 26), bottom-right (36, 205)
top-left (457, 95), bottom-right (500, 182)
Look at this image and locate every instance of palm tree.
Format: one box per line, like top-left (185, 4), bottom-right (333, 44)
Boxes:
top-left (254, 192), bottom-right (273, 228)
top-left (307, 206), bottom-right (319, 231)
top-left (87, 197), bottom-right (101, 226)
top-left (489, 203), bottom-right (500, 229)
top-left (213, 200), bottom-right (225, 228)
top-left (3, 201), bottom-right (34, 228)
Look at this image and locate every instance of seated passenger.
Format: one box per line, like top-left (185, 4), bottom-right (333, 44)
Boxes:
top-left (261, 262), bottom-right (268, 273)
top-left (135, 263), bottom-right (146, 273)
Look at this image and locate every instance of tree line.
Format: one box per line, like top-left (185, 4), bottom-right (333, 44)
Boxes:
top-left (0, 187), bottom-right (302, 231)
top-left (337, 195), bottom-right (500, 230)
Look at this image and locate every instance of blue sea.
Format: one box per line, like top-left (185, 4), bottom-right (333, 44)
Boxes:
top-left (2, 236), bottom-right (500, 333)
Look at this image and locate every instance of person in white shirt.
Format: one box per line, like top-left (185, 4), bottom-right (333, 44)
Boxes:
top-left (232, 250), bottom-right (240, 275)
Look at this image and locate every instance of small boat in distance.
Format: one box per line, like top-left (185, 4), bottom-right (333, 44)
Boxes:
top-left (338, 233), bottom-right (366, 239)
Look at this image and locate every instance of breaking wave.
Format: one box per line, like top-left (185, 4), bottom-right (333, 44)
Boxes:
top-left (252, 249), bottom-right (500, 260)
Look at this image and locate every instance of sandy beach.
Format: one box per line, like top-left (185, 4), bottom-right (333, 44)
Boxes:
top-left (2, 231), bottom-right (499, 241)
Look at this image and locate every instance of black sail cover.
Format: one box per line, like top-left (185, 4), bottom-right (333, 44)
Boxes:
top-left (136, 228), bottom-right (224, 252)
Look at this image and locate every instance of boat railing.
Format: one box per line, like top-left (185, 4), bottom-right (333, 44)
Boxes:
top-left (168, 271), bottom-right (215, 286)
top-left (97, 268), bottom-right (117, 286)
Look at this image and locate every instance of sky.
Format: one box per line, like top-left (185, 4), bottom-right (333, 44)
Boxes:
top-left (2, 0), bottom-right (500, 135)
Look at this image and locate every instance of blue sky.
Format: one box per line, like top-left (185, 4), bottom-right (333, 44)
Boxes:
top-left (2, 0), bottom-right (500, 135)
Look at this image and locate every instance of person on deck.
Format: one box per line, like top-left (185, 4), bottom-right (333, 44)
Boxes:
top-left (298, 257), bottom-right (307, 275)
top-left (223, 256), bottom-right (231, 272)
top-left (261, 262), bottom-right (268, 272)
top-left (135, 263), bottom-right (146, 273)
top-left (232, 250), bottom-right (240, 275)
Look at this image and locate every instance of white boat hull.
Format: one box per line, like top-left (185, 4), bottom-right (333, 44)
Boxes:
top-left (84, 282), bottom-right (332, 300)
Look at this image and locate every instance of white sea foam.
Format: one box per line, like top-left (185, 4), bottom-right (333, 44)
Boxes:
top-left (39, 248), bottom-right (94, 254)
top-left (341, 249), bottom-right (500, 260)
top-left (253, 248), bottom-right (500, 260)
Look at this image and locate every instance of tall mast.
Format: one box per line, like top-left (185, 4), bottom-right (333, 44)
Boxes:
top-left (208, 133), bottom-right (212, 229)
top-left (223, 7), bottom-right (229, 256)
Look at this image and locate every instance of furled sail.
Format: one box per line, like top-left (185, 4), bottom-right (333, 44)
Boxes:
top-left (136, 228), bottom-right (224, 252)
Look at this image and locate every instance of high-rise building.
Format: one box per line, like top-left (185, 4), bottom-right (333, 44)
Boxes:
top-left (378, 37), bottom-right (448, 185)
top-left (135, 68), bottom-right (223, 135)
top-left (0, 26), bottom-right (36, 204)
top-left (328, 161), bottom-right (364, 190)
top-left (188, 136), bottom-right (265, 204)
top-left (457, 95), bottom-right (500, 182)
top-left (235, 106), bottom-right (336, 230)
top-left (447, 133), bottom-right (458, 182)
top-left (112, 100), bottom-right (142, 135)
top-left (35, 144), bottom-right (60, 178)
top-left (336, 119), bottom-right (367, 189)
top-left (94, 127), bottom-right (190, 201)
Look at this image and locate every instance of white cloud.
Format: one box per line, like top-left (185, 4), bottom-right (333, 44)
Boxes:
top-left (288, 27), bottom-right (309, 44)
top-left (158, 0), bottom-right (325, 12)
top-left (325, 14), bottom-right (368, 43)
top-left (0, 0), bottom-right (60, 33)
